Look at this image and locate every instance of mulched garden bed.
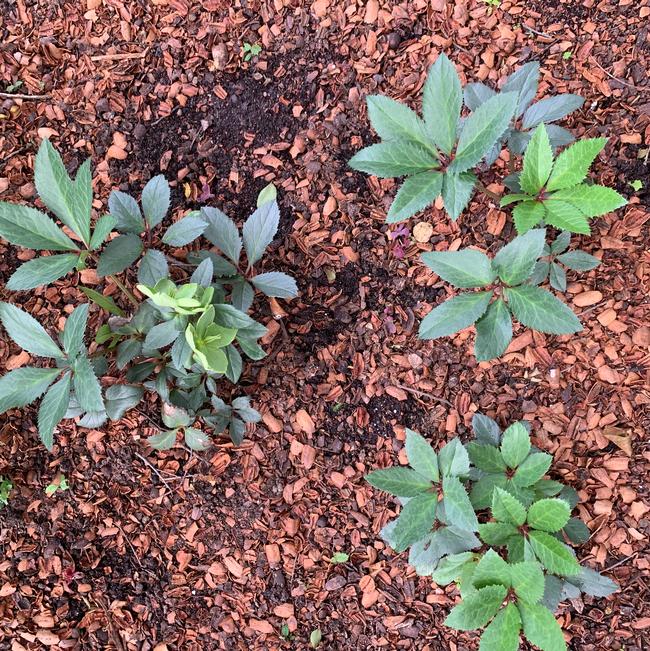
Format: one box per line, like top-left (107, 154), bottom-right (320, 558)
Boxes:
top-left (0, 0), bottom-right (648, 649)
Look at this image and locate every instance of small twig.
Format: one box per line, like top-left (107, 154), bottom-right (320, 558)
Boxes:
top-left (0, 92), bottom-right (50, 100)
top-left (108, 274), bottom-right (139, 307)
top-left (604, 551), bottom-right (638, 572)
top-left (393, 384), bottom-right (453, 408)
top-left (134, 452), bottom-right (175, 495)
top-left (90, 50), bottom-right (148, 62)
top-left (589, 56), bottom-right (650, 93)
top-left (522, 24), bottom-right (555, 40)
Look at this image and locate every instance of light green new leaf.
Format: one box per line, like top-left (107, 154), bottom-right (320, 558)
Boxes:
top-left (405, 429), bottom-right (439, 482)
top-left (0, 302), bottom-right (64, 358)
top-left (441, 172), bottom-right (477, 221)
top-left (419, 291), bottom-right (493, 340)
top-left (552, 184), bottom-right (627, 218)
top-left (511, 561), bottom-right (545, 604)
top-left (257, 182), bottom-right (277, 207)
top-left (386, 170), bottom-right (443, 223)
top-left (421, 249), bottom-right (495, 288)
top-left (73, 354), bottom-right (104, 413)
top-left (518, 602), bottom-right (567, 651)
top-left (162, 215), bottom-right (207, 247)
top-left (37, 373), bottom-right (72, 451)
top-left (513, 201), bottom-right (546, 234)
top-left (529, 530), bottom-right (581, 576)
top-left (391, 492), bottom-right (438, 552)
top-left (527, 498), bottom-right (571, 533)
top-left (444, 584), bottom-right (507, 631)
top-left (492, 228), bottom-right (546, 286)
top-left (348, 141), bottom-right (438, 178)
top-left (472, 550), bottom-right (510, 589)
top-left (479, 602), bottom-right (521, 651)
top-left (505, 285), bottom-right (582, 334)
top-left (474, 299), bottom-right (513, 361)
top-left (35, 140), bottom-right (91, 245)
top-left (90, 214), bottom-right (117, 250)
top-left (142, 175), bottom-right (170, 228)
top-left (0, 203), bottom-right (77, 251)
top-left (438, 438), bottom-right (470, 478)
top-left (62, 304), bottom-right (88, 359)
top-left (365, 466), bottom-right (433, 497)
top-left (492, 487), bottom-right (527, 526)
top-left (449, 92), bottom-right (518, 173)
top-left (500, 422), bottom-right (531, 468)
top-left (0, 367), bottom-right (60, 415)
top-left (520, 124), bottom-right (553, 194)
top-left (500, 193), bottom-right (531, 207)
top-left (546, 138), bottom-right (606, 191)
top-left (443, 475), bottom-right (479, 532)
top-left (97, 233), bottom-right (144, 276)
top-left (7, 253), bottom-right (79, 291)
top-left (513, 452), bottom-right (552, 487)
top-left (423, 53), bottom-right (462, 154)
top-left (366, 95), bottom-right (433, 151)
top-left (543, 199), bottom-right (590, 234)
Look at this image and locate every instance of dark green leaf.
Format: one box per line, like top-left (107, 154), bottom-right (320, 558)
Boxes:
top-left (518, 602), bottom-right (567, 651)
top-left (419, 291), bottom-right (493, 340)
top-left (527, 498), bottom-right (571, 532)
top-left (475, 299), bottom-right (513, 361)
top-left (141, 175), bottom-right (170, 228)
top-left (503, 61), bottom-right (539, 117)
top-left (500, 422), bottom-right (531, 468)
top-left (37, 373), bottom-right (71, 451)
top-left (73, 355), bottom-right (104, 413)
top-left (513, 452), bottom-right (553, 487)
top-left (438, 438), bottom-right (470, 478)
top-left (366, 95), bottom-right (433, 150)
top-left (7, 253), bottom-right (79, 291)
top-left (549, 262), bottom-right (567, 292)
top-left (201, 207), bottom-right (242, 264)
top-left (430, 552), bottom-right (476, 585)
top-left (479, 602), bottom-right (521, 651)
top-left (391, 492), bottom-right (438, 552)
top-left (471, 474), bottom-right (507, 509)
top-left (562, 517), bottom-right (590, 544)
top-left (251, 271), bottom-right (298, 298)
top-left (492, 487), bottom-right (527, 526)
top-left (505, 285), bottom-right (582, 334)
top-left (513, 201), bottom-right (546, 234)
top-left (144, 320), bottom-right (180, 351)
top-left (190, 257), bottom-right (213, 287)
top-left (148, 429), bottom-right (177, 450)
top-left (472, 413), bottom-right (501, 446)
top-left (90, 214), bottom-right (117, 250)
top-left (441, 171), bottom-right (477, 221)
top-left (570, 566), bottom-right (617, 597)
top-left (365, 466), bottom-right (432, 497)
top-left (443, 475), bottom-right (479, 531)
top-left (463, 82), bottom-right (495, 110)
top-left (97, 233), bottom-right (144, 276)
top-left (449, 92), bottom-right (518, 173)
top-left (386, 171), bottom-right (443, 223)
top-left (80, 287), bottom-right (125, 316)
top-left (242, 200), bottom-right (280, 266)
top-left (511, 561), bottom-right (545, 605)
top-left (466, 442), bottom-right (506, 474)
top-left (556, 250), bottom-right (600, 271)
top-left (529, 530), bottom-right (580, 575)
top-left (478, 521), bottom-right (518, 546)
top-left (162, 215), bottom-right (207, 246)
top-left (472, 549), bottom-right (510, 589)
top-left (184, 426), bottom-right (211, 451)
top-left (35, 140), bottom-right (91, 245)
top-left (405, 429), bottom-right (439, 482)
top-left (105, 384), bottom-right (144, 420)
top-left (108, 190), bottom-right (144, 233)
top-left (162, 402), bottom-right (191, 428)
top-left (0, 203), bottom-right (77, 251)
top-left (0, 369), bottom-right (58, 422)
top-left (421, 248), bottom-right (495, 288)
top-left (62, 304), bottom-right (88, 358)
top-left (492, 228), bottom-right (546, 286)
top-left (348, 141), bottom-right (439, 177)
top-left (138, 248), bottom-right (169, 286)
top-left (0, 302), bottom-right (64, 358)
top-left (423, 53), bottom-right (461, 154)
top-left (522, 94), bottom-right (584, 129)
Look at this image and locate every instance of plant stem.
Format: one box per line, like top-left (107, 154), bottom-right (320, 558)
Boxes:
top-left (476, 182), bottom-right (501, 202)
top-left (109, 275), bottom-right (139, 307)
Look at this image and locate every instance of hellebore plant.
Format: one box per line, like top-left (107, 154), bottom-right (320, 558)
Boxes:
top-left (365, 414), bottom-right (617, 651)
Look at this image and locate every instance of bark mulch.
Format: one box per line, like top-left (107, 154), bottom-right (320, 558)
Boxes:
top-left (0, 0), bottom-right (649, 649)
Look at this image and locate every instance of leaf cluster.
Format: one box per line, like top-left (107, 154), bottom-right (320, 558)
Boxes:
top-left (419, 228), bottom-right (582, 360)
top-left (365, 414), bottom-right (617, 651)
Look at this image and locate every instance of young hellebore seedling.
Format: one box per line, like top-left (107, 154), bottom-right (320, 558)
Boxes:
top-left (418, 228), bottom-right (584, 360)
top-left (365, 414), bottom-right (617, 651)
top-left (0, 141), bottom-right (297, 451)
top-left (349, 56), bottom-right (585, 224)
top-left (501, 123), bottom-right (627, 235)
